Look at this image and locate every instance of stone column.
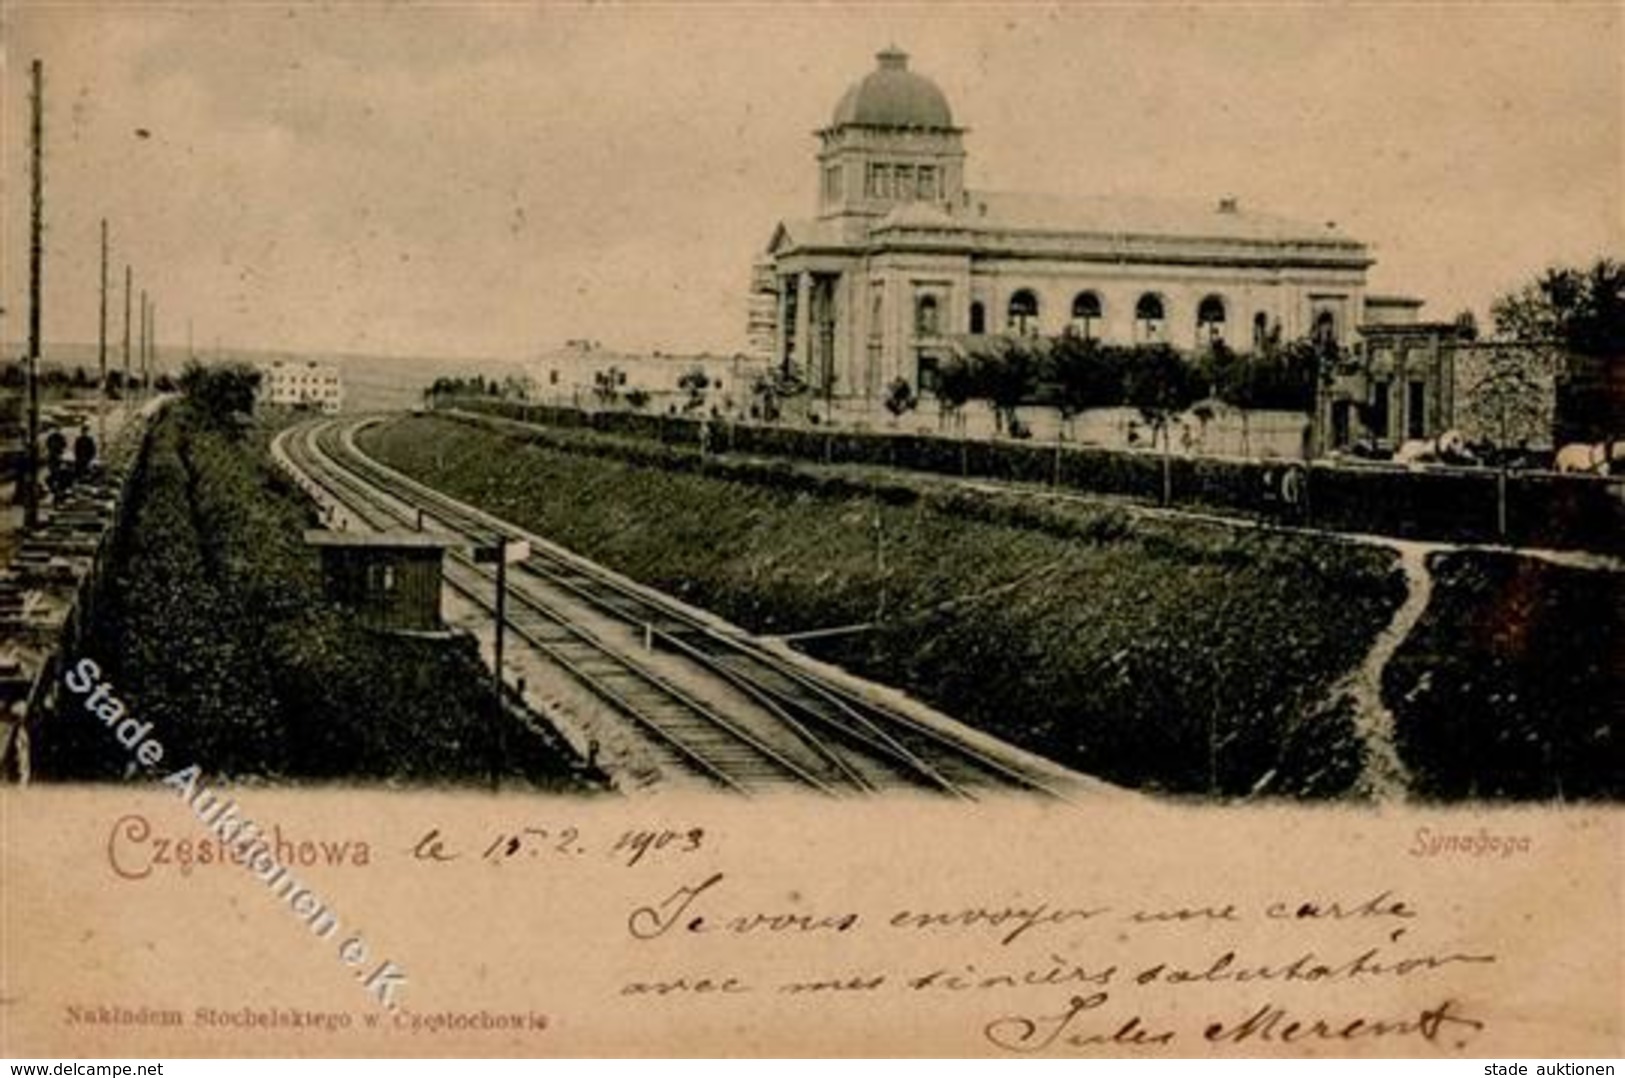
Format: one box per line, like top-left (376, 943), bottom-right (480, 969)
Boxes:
top-left (774, 276), bottom-right (790, 374)
top-left (794, 270), bottom-right (813, 382)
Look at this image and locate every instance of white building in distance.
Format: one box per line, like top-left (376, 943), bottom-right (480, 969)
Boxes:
top-left (530, 340), bottom-right (767, 412)
top-left (259, 359), bottom-right (343, 413)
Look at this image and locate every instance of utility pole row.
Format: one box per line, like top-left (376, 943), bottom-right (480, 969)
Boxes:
top-left (18, 56), bottom-right (182, 531)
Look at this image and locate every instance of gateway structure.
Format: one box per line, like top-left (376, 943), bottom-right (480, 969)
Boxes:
top-left (753, 48), bottom-right (1376, 401)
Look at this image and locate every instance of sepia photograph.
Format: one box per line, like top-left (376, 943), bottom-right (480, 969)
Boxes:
top-left (1, 0), bottom-right (1620, 1063)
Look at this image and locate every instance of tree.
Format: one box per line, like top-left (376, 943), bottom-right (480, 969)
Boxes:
top-left (1253, 337), bottom-right (1324, 412)
top-left (750, 368), bottom-right (806, 423)
top-left (1491, 258), bottom-right (1625, 357)
top-left (677, 367), bottom-right (710, 412)
top-left (1459, 351), bottom-right (1552, 458)
top-left (178, 360), bottom-right (260, 431)
top-left (962, 335), bottom-right (1042, 435)
top-left (592, 367), bottom-right (622, 404)
top-left (1123, 344), bottom-right (1204, 449)
top-left (935, 353), bottom-right (974, 433)
top-left (1197, 339), bottom-right (1258, 455)
top-left (1123, 344), bottom-right (1204, 503)
top-left (1459, 349), bottom-right (1555, 535)
top-left (1200, 338), bottom-right (1248, 405)
top-left (1049, 332), bottom-right (1125, 436)
top-left (883, 377), bottom-right (917, 424)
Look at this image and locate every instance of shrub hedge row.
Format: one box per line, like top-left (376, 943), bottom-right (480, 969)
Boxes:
top-left (33, 405), bottom-right (594, 788)
top-left (445, 397), bottom-right (1624, 553)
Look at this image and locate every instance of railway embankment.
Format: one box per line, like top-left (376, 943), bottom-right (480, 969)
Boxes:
top-left (364, 411), bottom-right (1621, 802)
top-left (29, 401), bottom-right (600, 790)
top-left (362, 414), bottom-right (1409, 799)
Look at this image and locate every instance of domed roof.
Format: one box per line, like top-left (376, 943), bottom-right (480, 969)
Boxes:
top-left (831, 48), bottom-right (955, 130)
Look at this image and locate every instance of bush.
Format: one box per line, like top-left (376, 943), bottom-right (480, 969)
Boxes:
top-left (33, 408), bottom-right (594, 788)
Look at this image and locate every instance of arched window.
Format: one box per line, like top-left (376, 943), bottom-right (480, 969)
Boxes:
top-left (1252, 312), bottom-right (1269, 349)
top-left (915, 294), bottom-right (941, 337)
top-left (1070, 291), bottom-right (1102, 338)
top-left (1196, 295), bottom-right (1227, 342)
top-left (1135, 293), bottom-right (1165, 342)
top-left (969, 301), bottom-right (986, 335)
top-left (1007, 289), bottom-right (1040, 336)
top-left (1314, 310), bottom-right (1337, 346)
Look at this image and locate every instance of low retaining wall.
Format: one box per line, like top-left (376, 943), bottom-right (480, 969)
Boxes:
top-left (1, 398), bottom-right (168, 781)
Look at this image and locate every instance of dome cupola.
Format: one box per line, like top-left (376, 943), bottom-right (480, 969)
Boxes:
top-left (830, 47), bottom-right (955, 130)
top-left (815, 48), bottom-right (967, 220)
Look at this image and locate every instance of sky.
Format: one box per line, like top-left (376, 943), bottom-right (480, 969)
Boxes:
top-left (1, 2), bottom-right (1620, 364)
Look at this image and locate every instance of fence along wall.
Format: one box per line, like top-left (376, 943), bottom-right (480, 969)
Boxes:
top-left (436, 397), bottom-right (1625, 555)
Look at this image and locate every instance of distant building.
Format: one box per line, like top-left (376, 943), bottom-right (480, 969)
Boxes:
top-left (260, 359), bottom-right (343, 413)
top-left (1324, 319), bottom-right (1560, 451)
top-left (745, 258), bottom-right (779, 362)
top-left (529, 340), bottom-right (768, 411)
top-left (1361, 294), bottom-right (1428, 328)
top-left (755, 47), bottom-right (1373, 401)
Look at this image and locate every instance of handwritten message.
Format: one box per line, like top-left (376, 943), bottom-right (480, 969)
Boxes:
top-left (619, 872), bottom-right (1497, 1054)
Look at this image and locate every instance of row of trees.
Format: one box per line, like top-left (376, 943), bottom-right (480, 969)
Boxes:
top-left (177, 360), bottom-right (260, 430)
top-left (0, 362), bottom-right (175, 394)
top-left (923, 333), bottom-right (1334, 442)
top-left (1491, 258), bottom-right (1625, 358)
top-left (424, 372), bottom-right (530, 401)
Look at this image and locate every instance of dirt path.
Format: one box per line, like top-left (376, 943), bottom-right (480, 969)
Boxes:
top-left (1332, 542), bottom-right (1433, 799)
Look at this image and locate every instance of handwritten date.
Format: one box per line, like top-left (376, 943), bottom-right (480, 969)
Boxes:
top-left (410, 826), bottom-right (704, 867)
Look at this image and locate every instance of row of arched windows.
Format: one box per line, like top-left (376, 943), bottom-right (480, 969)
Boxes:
top-left (1002, 289), bottom-right (1223, 339)
top-left (922, 290), bottom-right (1340, 347)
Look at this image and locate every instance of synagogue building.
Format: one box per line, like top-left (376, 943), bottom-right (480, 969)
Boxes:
top-left (753, 48), bottom-right (1379, 403)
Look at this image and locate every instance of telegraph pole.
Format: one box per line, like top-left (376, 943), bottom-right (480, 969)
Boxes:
top-left (23, 59), bottom-right (45, 530)
top-left (122, 265), bottom-right (131, 405)
top-left (148, 298), bottom-right (156, 393)
top-left (138, 289), bottom-right (148, 401)
top-left (98, 218), bottom-right (108, 442)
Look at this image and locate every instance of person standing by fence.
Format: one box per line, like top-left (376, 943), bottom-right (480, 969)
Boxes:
top-left (73, 423), bottom-right (96, 481)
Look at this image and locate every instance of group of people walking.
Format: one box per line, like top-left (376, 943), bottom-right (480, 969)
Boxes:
top-left (42, 423), bottom-right (97, 500)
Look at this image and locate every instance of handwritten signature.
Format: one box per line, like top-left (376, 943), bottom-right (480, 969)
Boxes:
top-left (984, 993), bottom-right (1486, 1052)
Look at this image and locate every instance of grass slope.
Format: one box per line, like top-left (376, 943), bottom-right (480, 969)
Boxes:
top-left (1387, 551), bottom-right (1623, 800)
top-left (362, 415), bottom-right (1405, 797)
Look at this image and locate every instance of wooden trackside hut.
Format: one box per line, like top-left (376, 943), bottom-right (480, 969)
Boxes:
top-left (304, 530), bottom-right (459, 634)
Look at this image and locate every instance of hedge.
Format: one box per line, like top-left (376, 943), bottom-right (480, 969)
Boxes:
top-left (442, 396), bottom-right (1624, 554)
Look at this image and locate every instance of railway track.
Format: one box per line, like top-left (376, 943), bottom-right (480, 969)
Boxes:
top-left (277, 421), bottom-right (841, 795)
top-left (274, 416), bottom-right (1082, 799)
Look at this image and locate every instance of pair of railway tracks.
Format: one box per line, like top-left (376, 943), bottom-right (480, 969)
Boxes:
top-left (274, 416), bottom-right (1076, 799)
